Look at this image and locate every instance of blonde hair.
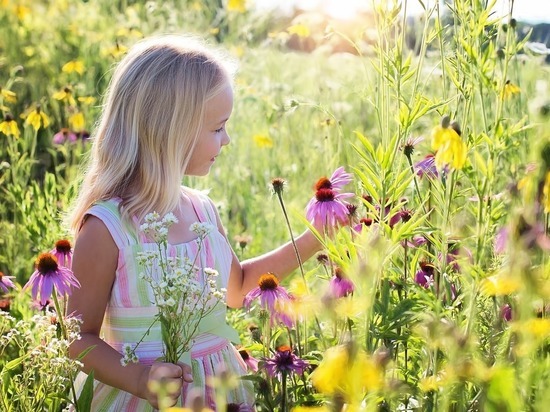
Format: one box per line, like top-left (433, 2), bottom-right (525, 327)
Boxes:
top-left (68, 34), bottom-right (235, 233)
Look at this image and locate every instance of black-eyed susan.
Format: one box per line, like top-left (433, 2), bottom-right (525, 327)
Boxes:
top-left (53, 86), bottom-right (77, 106)
top-left (431, 116), bottom-right (467, 170)
top-left (77, 96), bottom-right (96, 105)
top-left (0, 86), bottom-right (17, 103)
top-left (69, 111), bottom-right (85, 131)
top-left (0, 113), bottom-right (20, 138)
top-left (61, 60), bottom-right (85, 75)
top-left (22, 105), bottom-right (51, 131)
top-left (501, 80), bottom-right (521, 100)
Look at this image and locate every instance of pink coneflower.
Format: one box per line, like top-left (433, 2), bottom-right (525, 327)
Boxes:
top-left (327, 166), bottom-right (353, 191)
top-left (401, 135), bottom-right (424, 157)
top-left (50, 239), bottom-right (73, 268)
top-left (264, 345), bottom-right (308, 378)
top-left (403, 235), bottom-right (428, 248)
top-left (354, 217), bottom-right (373, 233)
top-left (24, 252), bottom-right (80, 303)
top-left (328, 267), bottom-right (354, 298)
top-left (415, 154), bottom-right (439, 179)
top-left (238, 349), bottom-right (259, 372)
top-left (226, 403), bottom-right (254, 412)
top-left (0, 271), bottom-right (15, 294)
top-left (494, 226), bottom-right (508, 254)
top-left (501, 304), bottom-right (512, 322)
top-left (52, 128), bottom-right (77, 144)
top-left (244, 272), bottom-right (292, 315)
top-left (306, 188), bottom-right (353, 228)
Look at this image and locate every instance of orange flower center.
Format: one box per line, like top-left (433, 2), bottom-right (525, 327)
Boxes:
top-left (277, 344), bottom-right (292, 352)
top-left (258, 273), bottom-right (279, 290)
top-left (315, 177), bottom-right (332, 190)
top-left (36, 253), bottom-right (58, 274)
top-left (55, 239), bottom-right (72, 253)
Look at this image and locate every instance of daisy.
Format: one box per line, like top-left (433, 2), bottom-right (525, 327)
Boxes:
top-left (24, 252), bottom-right (80, 303)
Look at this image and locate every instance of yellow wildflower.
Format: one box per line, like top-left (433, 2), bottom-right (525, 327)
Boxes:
top-left (53, 86), bottom-right (77, 106)
top-left (480, 274), bottom-right (521, 296)
top-left (253, 133), bottom-right (273, 148)
top-left (311, 344), bottom-right (383, 403)
top-left (0, 114), bottom-right (20, 138)
top-left (501, 80), bottom-right (520, 100)
top-left (292, 407), bottom-right (330, 412)
top-left (542, 171), bottom-right (550, 213)
top-left (513, 318), bottom-right (550, 340)
top-left (69, 112), bottom-right (85, 131)
top-left (78, 96), bottom-right (96, 105)
top-left (103, 41), bottom-right (129, 59)
top-left (287, 23), bottom-right (311, 38)
top-left (23, 105), bottom-right (51, 131)
top-left (62, 60), bottom-right (85, 75)
top-left (431, 116), bottom-right (467, 170)
top-left (209, 27), bottom-right (220, 36)
top-left (14, 5), bottom-right (31, 20)
top-left (0, 87), bottom-right (17, 103)
top-left (227, 0), bottom-right (246, 13)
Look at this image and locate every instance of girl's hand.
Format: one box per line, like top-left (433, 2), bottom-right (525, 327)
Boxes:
top-left (139, 361), bottom-right (193, 408)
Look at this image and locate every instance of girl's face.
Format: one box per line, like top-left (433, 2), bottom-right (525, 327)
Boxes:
top-left (185, 83), bottom-right (233, 176)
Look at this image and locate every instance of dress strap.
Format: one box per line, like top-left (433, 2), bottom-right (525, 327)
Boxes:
top-left (85, 200), bottom-right (139, 249)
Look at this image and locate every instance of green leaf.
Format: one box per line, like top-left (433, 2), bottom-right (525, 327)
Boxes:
top-left (76, 370), bottom-right (95, 412)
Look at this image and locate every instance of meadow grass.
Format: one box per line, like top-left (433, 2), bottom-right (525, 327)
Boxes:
top-left (1, 0), bottom-right (550, 410)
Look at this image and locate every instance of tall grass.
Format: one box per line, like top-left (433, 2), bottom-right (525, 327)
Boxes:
top-left (1, 0), bottom-right (550, 410)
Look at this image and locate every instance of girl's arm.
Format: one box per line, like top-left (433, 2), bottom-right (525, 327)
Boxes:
top-left (67, 216), bottom-right (189, 408)
top-left (211, 206), bottom-right (324, 308)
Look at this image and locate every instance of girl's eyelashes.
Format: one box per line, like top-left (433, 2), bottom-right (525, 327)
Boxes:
top-left (214, 127), bottom-right (224, 133)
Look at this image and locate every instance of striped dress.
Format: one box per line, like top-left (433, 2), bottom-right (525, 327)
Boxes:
top-left (74, 188), bottom-right (254, 411)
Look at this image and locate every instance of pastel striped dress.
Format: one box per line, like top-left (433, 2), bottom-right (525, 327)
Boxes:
top-left (74, 188), bottom-right (254, 411)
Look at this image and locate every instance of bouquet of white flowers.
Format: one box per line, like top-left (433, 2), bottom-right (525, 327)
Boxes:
top-left (122, 212), bottom-right (226, 366)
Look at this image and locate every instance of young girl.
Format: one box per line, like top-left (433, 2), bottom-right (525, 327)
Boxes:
top-left (67, 34), bottom-right (323, 411)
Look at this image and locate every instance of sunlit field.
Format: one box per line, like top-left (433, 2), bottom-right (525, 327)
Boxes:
top-left (2, 0), bottom-right (550, 410)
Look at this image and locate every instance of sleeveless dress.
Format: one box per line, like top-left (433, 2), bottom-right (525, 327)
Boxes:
top-left (74, 188), bottom-right (255, 411)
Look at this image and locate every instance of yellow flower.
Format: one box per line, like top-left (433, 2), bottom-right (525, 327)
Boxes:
top-left (62, 60), bottom-right (85, 75)
top-left (23, 106), bottom-right (51, 131)
top-left (292, 407), bottom-right (330, 412)
top-left (253, 133), bottom-right (273, 148)
top-left (0, 114), bottom-right (20, 138)
top-left (431, 117), bottom-right (467, 170)
top-left (227, 0), bottom-right (246, 13)
top-left (287, 23), bottom-right (311, 38)
top-left (14, 5), bottom-right (31, 20)
top-left (501, 80), bottom-right (521, 100)
top-left (78, 96), bottom-right (96, 105)
top-left (513, 318), bottom-right (550, 340)
top-left (103, 42), bottom-right (129, 59)
top-left (542, 171), bottom-right (550, 213)
top-left (480, 274), bottom-right (521, 296)
top-left (311, 344), bottom-right (383, 403)
top-left (53, 86), bottom-right (77, 106)
top-left (0, 87), bottom-right (17, 103)
top-left (69, 112), bottom-right (85, 131)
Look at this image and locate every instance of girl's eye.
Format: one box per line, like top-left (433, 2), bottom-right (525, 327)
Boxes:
top-left (214, 127), bottom-right (224, 133)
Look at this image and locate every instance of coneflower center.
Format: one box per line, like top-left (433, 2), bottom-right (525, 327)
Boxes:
top-left (419, 261), bottom-right (435, 274)
top-left (258, 273), bottom-right (279, 290)
top-left (315, 188), bottom-right (335, 202)
top-left (55, 239), bottom-right (72, 253)
top-left (36, 253), bottom-right (59, 274)
top-left (315, 177), bottom-right (332, 191)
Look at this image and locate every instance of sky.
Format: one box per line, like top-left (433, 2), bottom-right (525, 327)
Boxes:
top-left (255, 0), bottom-right (550, 24)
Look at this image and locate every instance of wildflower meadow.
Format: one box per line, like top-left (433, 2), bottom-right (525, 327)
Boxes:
top-left (2, 0), bottom-right (550, 411)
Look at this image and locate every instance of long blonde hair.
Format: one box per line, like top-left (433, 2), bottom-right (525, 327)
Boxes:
top-left (68, 34), bottom-right (234, 233)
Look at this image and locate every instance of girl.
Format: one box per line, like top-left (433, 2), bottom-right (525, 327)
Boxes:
top-left (67, 34), bottom-right (323, 410)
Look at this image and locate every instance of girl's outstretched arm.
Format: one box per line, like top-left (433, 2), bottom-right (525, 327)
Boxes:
top-left (67, 216), bottom-right (190, 408)
top-left (211, 204), bottom-right (324, 308)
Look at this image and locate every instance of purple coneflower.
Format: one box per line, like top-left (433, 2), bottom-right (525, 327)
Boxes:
top-left (353, 217), bottom-right (373, 233)
top-left (401, 135), bottom-right (424, 157)
top-left (306, 188), bottom-right (353, 228)
top-left (24, 252), bottom-right (80, 303)
top-left (52, 128), bottom-right (77, 144)
top-left (239, 349), bottom-right (259, 372)
top-left (50, 239), bottom-right (73, 268)
top-left (244, 273), bottom-right (291, 311)
top-left (226, 403), bottom-right (254, 412)
top-left (328, 267), bottom-right (354, 298)
top-left (415, 154), bottom-right (439, 179)
top-left (415, 261), bottom-right (435, 288)
top-left (264, 345), bottom-right (308, 378)
top-left (501, 304), bottom-right (512, 322)
top-left (326, 166), bottom-right (353, 191)
top-left (0, 272), bottom-right (15, 294)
